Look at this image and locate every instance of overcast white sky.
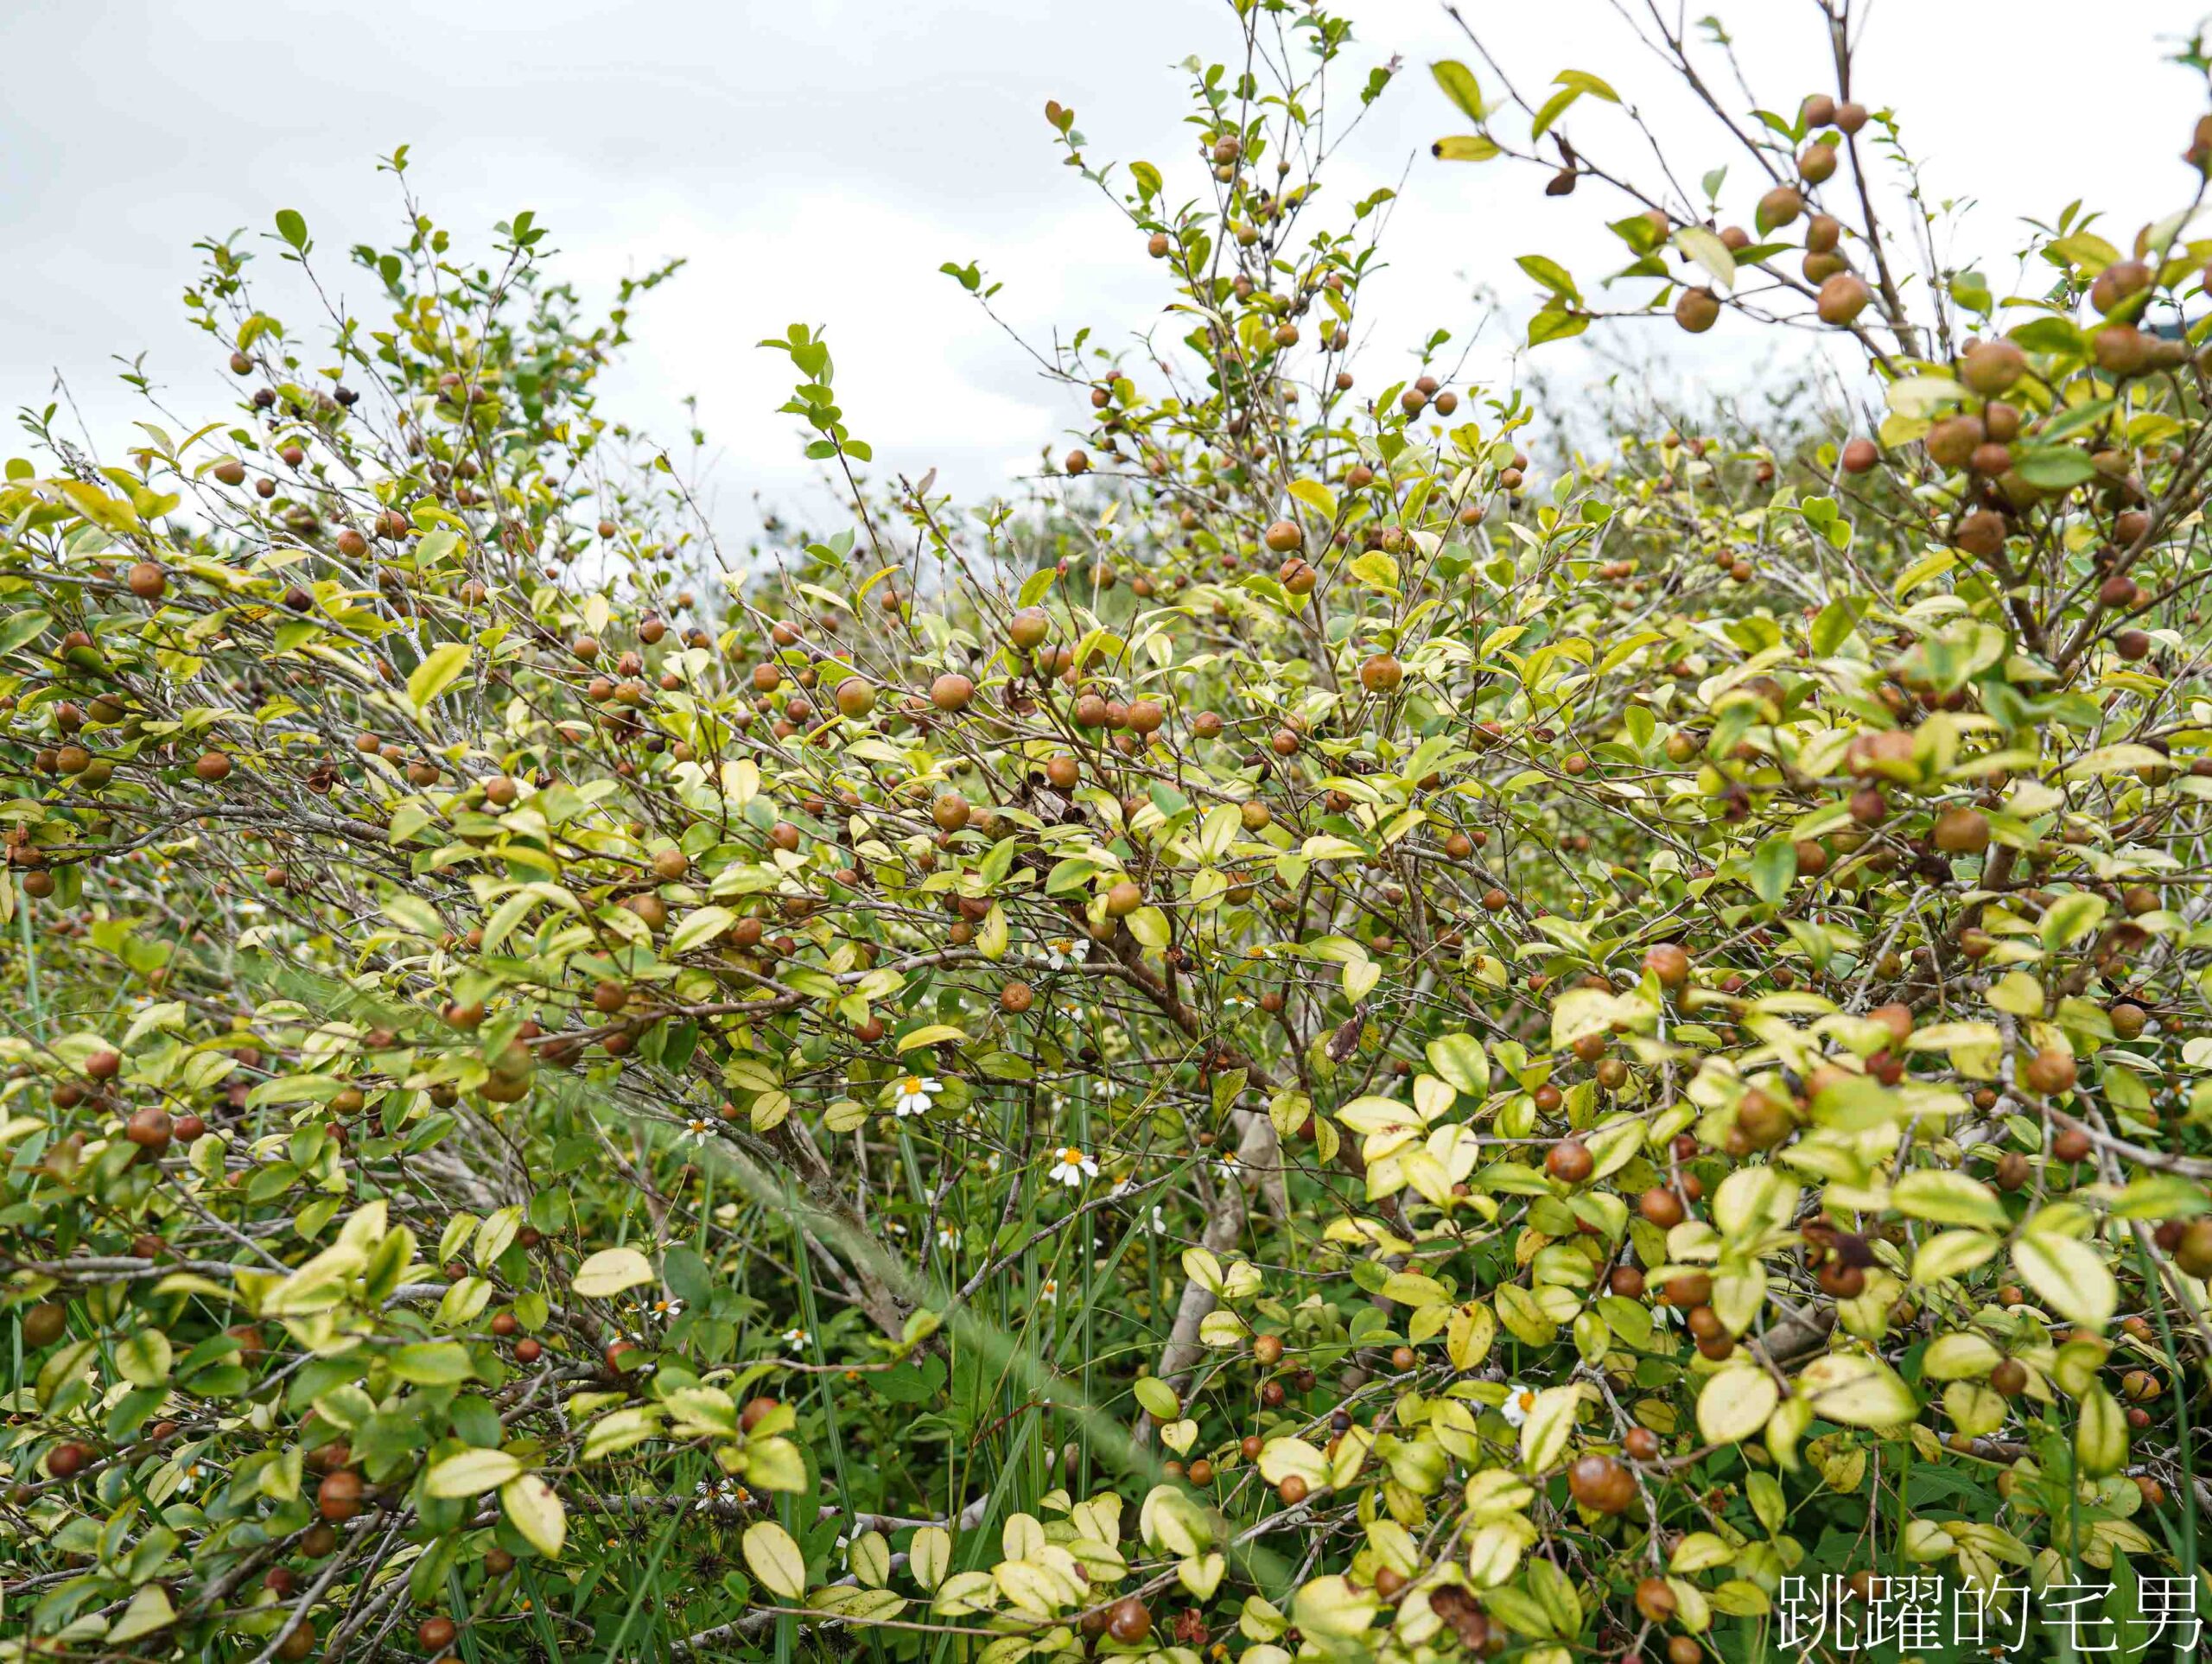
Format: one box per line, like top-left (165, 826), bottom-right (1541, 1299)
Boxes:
top-left (4, 0), bottom-right (2204, 533)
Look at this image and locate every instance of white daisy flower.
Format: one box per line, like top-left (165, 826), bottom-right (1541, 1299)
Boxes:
top-left (893, 1075), bottom-right (942, 1119)
top-left (1047, 1146), bottom-right (1098, 1188)
top-left (1149, 1206), bottom-right (1169, 1235)
top-left (936, 1224), bottom-right (961, 1251)
top-left (694, 1476), bottom-right (740, 1512)
top-left (682, 1115), bottom-right (715, 1144)
top-left (174, 1458), bottom-right (214, 1494)
top-left (1217, 1153), bottom-right (1242, 1182)
top-left (641, 1294), bottom-right (684, 1324)
top-left (781, 1326), bottom-right (810, 1352)
top-left (1043, 937), bottom-right (1090, 971)
top-left (1500, 1382), bottom-right (1539, 1427)
top-left (1650, 1302), bottom-right (1677, 1328)
top-left (1039, 1278), bottom-right (1059, 1305)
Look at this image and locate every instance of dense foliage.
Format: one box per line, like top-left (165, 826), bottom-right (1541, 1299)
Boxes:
top-left (7, 3), bottom-right (2212, 1661)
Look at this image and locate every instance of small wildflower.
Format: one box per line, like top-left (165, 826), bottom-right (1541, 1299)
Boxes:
top-left (681, 1115), bottom-right (715, 1144)
top-left (641, 1294), bottom-right (684, 1324)
top-left (1039, 1277), bottom-right (1059, 1305)
top-left (1047, 1146), bottom-right (1098, 1188)
top-left (1043, 937), bottom-right (1090, 971)
top-left (781, 1326), bottom-right (810, 1352)
top-left (893, 1075), bottom-right (942, 1119)
top-left (694, 1476), bottom-right (741, 1512)
top-left (1501, 1382), bottom-right (1539, 1427)
top-left (936, 1223), bottom-right (962, 1251)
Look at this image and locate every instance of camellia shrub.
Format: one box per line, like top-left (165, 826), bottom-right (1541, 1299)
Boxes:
top-left (6, 2), bottom-right (2212, 1660)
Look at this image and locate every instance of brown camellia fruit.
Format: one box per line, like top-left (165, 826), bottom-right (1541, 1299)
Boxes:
top-left (1961, 339), bottom-right (2025, 396)
top-left (1008, 606), bottom-right (1051, 651)
top-left (1674, 287), bottom-right (1720, 333)
top-left (1359, 654), bottom-right (1402, 694)
top-left (1107, 1597), bottom-right (1152, 1643)
top-left (1000, 981), bottom-right (1034, 1013)
top-left (1840, 436), bottom-right (1878, 473)
top-left (1931, 807), bottom-right (1989, 854)
top-left (1253, 1333), bottom-right (1284, 1365)
top-left (2176, 1220), bottom-right (2212, 1278)
top-left (1546, 1139), bottom-right (1593, 1184)
top-left (1757, 184), bottom-right (1803, 229)
top-left (1567, 1452), bottom-right (1635, 1515)
top-left (2050, 1125), bottom-right (2091, 1162)
top-left (1639, 1186), bottom-right (1685, 1228)
top-left (317, 1468), bottom-right (364, 1521)
top-left (1816, 272), bottom-right (1870, 325)
top-left (194, 750), bottom-right (233, 783)
top-left (23, 1302), bottom-right (67, 1348)
top-left (125, 1106), bottom-right (174, 1153)
top-left (2024, 1050), bottom-right (2079, 1097)
top-left (1643, 943), bottom-right (1690, 988)
top-left (2090, 258), bottom-right (2152, 317)
top-left (1105, 880), bottom-right (1143, 918)
top-left (418, 1616), bottom-right (458, 1651)
top-left (1263, 518), bottom-right (1303, 554)
top-left (930, 672), bottom-right (974, 712)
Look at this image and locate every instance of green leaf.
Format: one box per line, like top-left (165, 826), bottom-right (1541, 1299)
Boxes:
top-left (667, 905), bottom-right (736, 955)
top-left (1750, 836), bottom-right (1797, 905)
top-left (275, 210), bottom-right (309, 251)
top-left (1433, 135), bottom-right (1503, 162)
top-left (1528, 307), bottom-right (1588, 346)
top-left (388, 1343), bottom-right (474, 1386)
top-left (1554, 69), bottom-right (1621, 102)
top-left (2011, 447), bottom-right (2100, 489)
top-left (1529, 85), bottom-right (1582, 140)
top-left (407, 642), bottom-right (471, 711)
top-left (1516, 254), bottom-right (1580, 301)
top-left (427, 1446), bottom-right (523, 1496)
top-left (116, 1330), bottom-right (172, 1387)
top-left (1430, 61), bottom-right (1487, 122)
top-left (1891, 1172), bottom-right (2008, 1229)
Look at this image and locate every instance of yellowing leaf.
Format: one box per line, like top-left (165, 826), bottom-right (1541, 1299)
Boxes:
top-left (1518, 1385), bottom-right (1580, 1472)
top-left (1796, 1353), bottom-right (1917, 1428)
top-left (501, 1472), bottom-right (567, 1558)
top-left (572, 1247), bottom-right (654, 1299)
top-left (2011, 1234), bottom-right (2115, 1328)
top-left (1696, 1367), bottom-right (1779, 1445)
top-left (427, 1446), bottom-right (524, 1496)
top-left (743, 1520), bottom-right (809, 1602)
